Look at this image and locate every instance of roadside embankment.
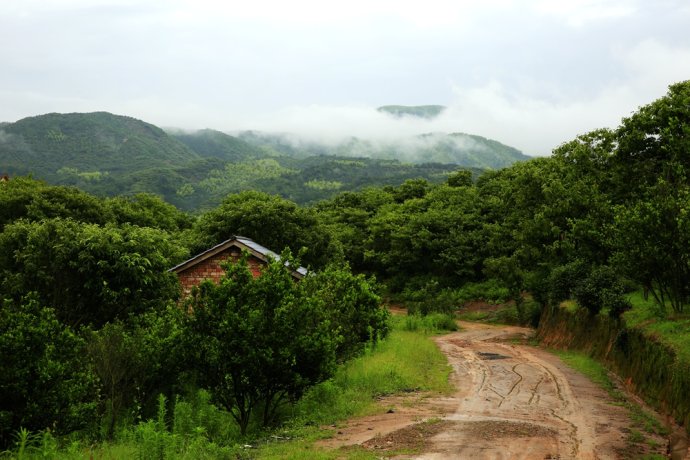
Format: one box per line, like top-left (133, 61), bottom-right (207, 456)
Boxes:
top-left (537, 306), bottom-right (690, 436)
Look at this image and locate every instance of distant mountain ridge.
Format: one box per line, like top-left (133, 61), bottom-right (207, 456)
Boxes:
top-left (0, 111), bottom-right (529, 209)
top-left (236, 131), bottom-right (529, 169)
top-left (377, 105), bottom-right (446, 119)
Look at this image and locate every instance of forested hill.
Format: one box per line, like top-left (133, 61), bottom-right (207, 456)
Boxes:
top-left (0, 112), bottom-right (201, 178)
top-left (237, 131), bottom-right (529, 168)
top-left (170, 128), bottom-right (271, 162)
top-left (376, 105), bottom-right (446, 119)
top-left (0, 112), bottom-right (526, 209)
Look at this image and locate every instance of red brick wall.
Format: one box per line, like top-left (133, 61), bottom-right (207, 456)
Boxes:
top-left (177, 247), bottom-right (265, 298)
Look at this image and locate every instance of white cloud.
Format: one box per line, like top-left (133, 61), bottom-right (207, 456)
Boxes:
top-left (533, 0), bottom-right (638, 27)
top-left (0, 0), bottom-right (688, 158)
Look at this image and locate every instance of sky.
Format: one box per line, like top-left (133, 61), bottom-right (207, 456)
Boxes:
top-left (1, 0), bottom-right (689, 155)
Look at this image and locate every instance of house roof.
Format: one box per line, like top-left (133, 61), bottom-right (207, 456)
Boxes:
top-left (169, 235), bottom-right (307, 279)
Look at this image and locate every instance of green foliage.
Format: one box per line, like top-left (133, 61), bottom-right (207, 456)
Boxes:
top-left (187, 190), bottom-right (334, 268)
top-left (183, 252), bottom-right (339, 434)
top-left (547, 260), bottom-right (589, 305)
top-left (446, 169), bottom-right (473, 187)
top-left (106, 193), bottom-right (192, 232)
top-left (301, 264), bottom-right (389, 361)
top-left (611, 182), bottom-right (690, 313)
top-left (0, 295), bottom-right (98, 447)
top-left (197, 159), bottom-right (298, 199)
top-left (454, 279), bottom-right (512, 305)
top-left (573, 265), bottom-right (630, 316)
top-left (239, 130), bottom-right (527, 169)
top-left (0, 177), bottom-right (106, 229)
top-left (294, 321), bottom-right (453, 427)
top-left (0, 218), bottom-right (185, 327)
top-left (171, 128), bottom-right (269, 162)
top-left (87, 305), bottom-right (188, 439)
top-left (2, 112), bottom-right (521, 210)
top-left (365, 182), bottom-right (487, 289)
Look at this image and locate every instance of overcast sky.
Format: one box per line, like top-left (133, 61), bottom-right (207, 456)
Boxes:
top-left (1, 0), bottom-right (689, 155)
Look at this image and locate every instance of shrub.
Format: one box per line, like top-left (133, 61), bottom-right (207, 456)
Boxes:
top-left (573, 265), bottom-right (629, 316)
top-left (0, 295), bottom-right (98, 447)
top-left (455, 279), bottom-right (511, 305)
top-left (548, 260), bottom-right (589, 305)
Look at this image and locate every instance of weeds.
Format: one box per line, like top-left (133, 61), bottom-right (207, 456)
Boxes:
top-left (401, 313), bottom-right (458, 333)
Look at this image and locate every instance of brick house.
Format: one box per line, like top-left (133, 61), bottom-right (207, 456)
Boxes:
top-left (170, 236), bottom-right (307, 298)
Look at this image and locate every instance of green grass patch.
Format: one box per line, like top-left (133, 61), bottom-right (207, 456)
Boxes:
top-left (293, 324), bottom-right (453, 426)
top-left (399, 313), bottom-right (458, 333)
top-left (456, 305), bottom-right (519, 325)
top-left (559, 300), bottom-right (578, 313)
top-left (555, 350), bottom-right (615, 393)
top-left (623, 290), bottom-right (690, 363)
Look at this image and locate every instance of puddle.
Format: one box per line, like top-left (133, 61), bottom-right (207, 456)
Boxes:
top-left (477, 351), bottom-right (510, 360)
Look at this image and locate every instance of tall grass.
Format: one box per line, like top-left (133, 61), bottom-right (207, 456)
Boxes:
top-left (401, 313), bottom-right (458, 333)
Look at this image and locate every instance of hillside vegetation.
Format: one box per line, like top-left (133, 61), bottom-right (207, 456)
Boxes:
top-left (0, 112), bottom-right (527, 210)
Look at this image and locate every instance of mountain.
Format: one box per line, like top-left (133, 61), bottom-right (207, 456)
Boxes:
top-left (236, 131), bottom-right (529, 170)
top-left (0, 112), bottom-right (201, 179)
top-left (170, 129), bottom-right (271, 162)
top-left (0, 112), bottom-right (527, 210)
top-left (377, 105), bottom-right (446, 119)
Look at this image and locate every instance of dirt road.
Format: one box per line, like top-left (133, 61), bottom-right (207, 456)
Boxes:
top-left (320, 321), bottom-right (670, 459)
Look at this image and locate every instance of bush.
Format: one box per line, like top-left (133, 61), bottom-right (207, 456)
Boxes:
top-left (573, 265), bottom-right (629, 316)
top-left (0, 295), bottom-right (98, 447)
top-left (455, 279), bottom-right (511, 305)
top-left (548, 260), bottom-right (588, 305)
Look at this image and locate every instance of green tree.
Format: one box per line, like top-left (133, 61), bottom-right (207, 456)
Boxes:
top-left (315, 187), bottom-right (394, 272)
top-left (611, 182), bottom-right (690, 313)
top-left (302, 264), bottom-right (388, 361)
top-left (87, 305), bottom-right (187, 438)
top-left (573, 265), bottom-right (630, 316)
top-left (0, 218), bottom-right (186, 327)
top-left (183, 252), bottom-right (338, 434)
top-left (106, 193), bottom-right (193, 232)
top-left (187, 191), bottom-right (334, 268)
top-left (613, 80), bottom-right (690, 199)
top-left (0, 295), bottom-right (98, 447)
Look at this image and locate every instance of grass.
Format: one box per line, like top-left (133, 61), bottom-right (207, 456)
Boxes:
top-left (400, 312), bottom-right (458, 333)
top-left (623, 290), bottom-right (690, 362)
top-left (456, 305), bottom-right (519, 325)
top-left (291, 318), bottom-right (453, 426)
top-left (555, 350), bottom-right (615, 393)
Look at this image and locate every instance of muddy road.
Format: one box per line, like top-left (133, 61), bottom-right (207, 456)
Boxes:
top-left (320, 321), bottom-right (671, 459)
